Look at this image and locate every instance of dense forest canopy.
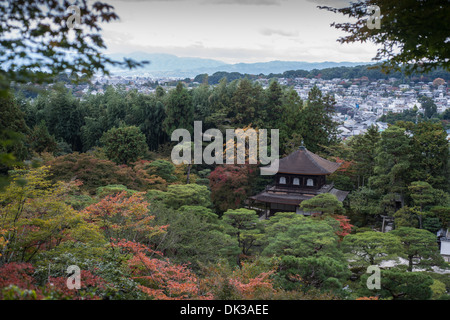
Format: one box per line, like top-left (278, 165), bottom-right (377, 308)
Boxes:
top-left (0, 0), bottom-right (449, 303)
top-left (194, 65), bottom-right (450, 85)
top-left (0, 73), bottom-right (448, 300)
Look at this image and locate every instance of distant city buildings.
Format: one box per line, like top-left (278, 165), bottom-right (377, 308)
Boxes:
top-left (59, 73), bottom-right (448, 140)
top-left (285, 76), bottom-right (448, 140)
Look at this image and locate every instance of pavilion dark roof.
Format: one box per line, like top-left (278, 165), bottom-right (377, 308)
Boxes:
top-left (263, 147), bottom-right (341, 175)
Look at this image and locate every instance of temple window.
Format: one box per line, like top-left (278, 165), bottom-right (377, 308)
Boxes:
top-left (279, 176), bottom-right (286, 184)
top-left (306, 178), bottom-right (314, 186)
top-left (293, 178), bottom-right (300, 185)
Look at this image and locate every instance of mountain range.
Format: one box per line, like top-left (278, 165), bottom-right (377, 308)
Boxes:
top-left (105, 52), bottom-right (373, 78)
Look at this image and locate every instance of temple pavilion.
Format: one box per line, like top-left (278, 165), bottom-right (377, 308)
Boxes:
top-left (248, 144), bottom-right (349, 219)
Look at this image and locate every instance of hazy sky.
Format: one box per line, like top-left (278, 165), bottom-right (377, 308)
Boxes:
top-left (98, 0), bottom-right (379, 64)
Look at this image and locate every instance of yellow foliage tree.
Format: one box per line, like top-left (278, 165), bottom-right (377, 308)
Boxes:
top-left (0, 166), bottom-right (104, 265)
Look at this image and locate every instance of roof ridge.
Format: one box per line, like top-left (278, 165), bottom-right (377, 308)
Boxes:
top-left (303, 149), bottom-right (329, 174)
top-left (265, 146), bottom-right (341, 175)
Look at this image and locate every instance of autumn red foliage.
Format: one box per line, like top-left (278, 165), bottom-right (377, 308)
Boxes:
top-left (334, 157), bottom-right (355, 174)
top-left (0, 262), bottom-right (110, 300)
top-left (83, 191), bottom-right (168, 243)
top-left (47, 153), bottom-right (151, 194)
top-left (356, 296), bottom-right (379, 300)
top-left (333, 215), bottom-right (354, 240)
top-left (131, 160), bottom-right (170, 191)
top-left (209, 164), bottom-right (257, 212)
top-left (228, 270), bottom-right (275, 299)
top-left (111, 239), bottom-right (212, 300)
top-left (45, 270), bottom-right (110, 300)
top-left (198, 261), bottom-right (278, 300)
top-left (0, 263), bottom-right (36, 292)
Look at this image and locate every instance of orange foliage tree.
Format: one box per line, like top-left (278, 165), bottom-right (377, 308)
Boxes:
top-left (45, 270), bottom-right (111, 300)
top-left (209, 164), bottom-right (257, 213)
top-left (83, 191), bottom-right (167, 244)
top-left (111, 239), bottom-right (212, 300)
top-left (199, 261), bottom-right (277, 300)
top-left (0, 262), bottom-right (112, 300)
top-left (333, 215), bottom-right (354, 240)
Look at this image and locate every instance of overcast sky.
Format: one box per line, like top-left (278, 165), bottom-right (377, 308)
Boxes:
top-left (98, 0), bottom-right (379, 64)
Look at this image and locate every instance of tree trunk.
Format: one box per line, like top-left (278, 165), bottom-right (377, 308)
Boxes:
top-left (186, 163), bottom-right (191, 184)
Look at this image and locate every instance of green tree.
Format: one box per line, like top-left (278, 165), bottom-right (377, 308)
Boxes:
top-left (0, 94), bottom-right (30, 186)
top-left (0, 0), bottom-right (147, 97)
top-left (163, 82), bottom-right (194, 136)
top-left (299, 193), bottom-right (345, 216)
top-left (391, 227), bottom-right (445, 272)
top-left (369, 125), bottom-right (412, 213)
top-left (442, 108), bottom-right (450, 121)
top-left (163, 184), bottom-right (212, 209)
top-left (205, 78), bottom-right (233, 130)
top-left (222, 208), bottom-right (263, 266)
top-left (80, 86), bottom-right (125, 151)
top-left (0, 166), bottom-right (104, 265)
top-left (264, 79), bottom-right (284, 128)
top-left (262, 213), bottom-right (343, 259)
top-left (146, 160), bottom-right (177, 183)
top-left (360, 268), bottom-right (434, 300)
top-left (347, 125), bottom-right (381, 187)
top-left (378, 107), bottom-right (422, 125)
top-left (406, 181), bottom-right (450, 228)
top-left (40, 84), bottom-right (83, 151)
top-left (401, 121), bottom-right (449, 191)
top-left (348, 186), bottom-right (381, 227)
top-left (192, 83), bottom-right (212, 124)
top-left (0, 0), bottom-right (146, 190)
top-left (100, 126), bottom-right (148, 165)
top-left (262, 213), bottom-right (349, 293)
top-left (409, 181), bottom-right (440, 211)
top-left (178, 205), bottom-right (220, 224)
top-left (276, 255), bottom-right (350, 294)
top-left (299, 86), bottom-right (339, 153)
top-left (393, 206), bottom-right (421, 229)
top-left (430, 279), bottom-right (447, 300)
top-left (123, 92), bottom-right (168, 151)
top-left (429, 206), bottom-right (450, 229)
top-left (230, 78), bottom-right (266, 128)
top-left (319, 0), bottom-right (450, 73)
top-left (0, 0), bottom-right (147, 192)
top-left (27, 120), bottom-right (58, 155)
top-left (147, 203), bottom-right (238, 270)
top-left (341, 231), bottom-right (403, 267)
top-left (278, 89), bottom-right (304, 155)
top-left (419, 96), bottom-right (438, 119)
top-left (422, 216), bottom-right (443, 234)
top-left (407, 181), bottom-right (444, 228)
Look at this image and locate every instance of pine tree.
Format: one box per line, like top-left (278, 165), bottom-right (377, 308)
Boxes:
top-left (369, 125), bottom-right (413, 213)
top-left (299, 86), bottom-right (339, 153)
top-left (163, 82), bottom-right (194, 136)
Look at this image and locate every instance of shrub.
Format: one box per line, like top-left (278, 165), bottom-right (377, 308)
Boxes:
top-left (209, 164), bottom-right (257, 213)
top-left (100, 126), bottom-right (148, 165)
top-left (47, 153), bottom-right (150, 194)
